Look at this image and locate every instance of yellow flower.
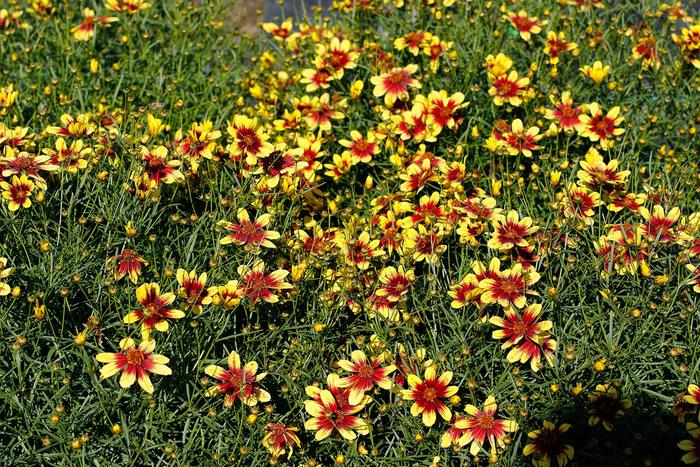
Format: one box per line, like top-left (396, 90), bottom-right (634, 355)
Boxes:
top-left (580, 61), bottom-right (610, 84)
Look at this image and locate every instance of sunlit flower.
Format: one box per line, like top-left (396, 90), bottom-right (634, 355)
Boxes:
top-left (0, 257), bottom-right (14, 296)
top-left (485, 53), bottom-right (513, 78)
top-left (488, 71), bottom-right (530, 107)
top-left (304, 373), bottom-right (369, 440)
top-left (176, 269), bottom-right (214, 313)
top-left (506, 10), bottom-right (544, 41)
top-left (580, 61), bottom-right (610, 84)
top-left (479, 263), bottom-right (540, 310)
top-left (71, 8), bottom-right (118, 41)
top-left (105, 0), bottom-right (151, 14)
top-left (46, 113), bottom-right (96, 138)
top-left (337, 350), bottom-right (396, 404)
top-left (226, 115), bottom-right (273, 166)
top-left (218, 209), bottom-right (280, 249)
top-left (335, 231), bottom-right (385, 270)
top-left (577, 147), bottom-right (629, 192)
top-left (204, 351), bottom-right (270, 406)
top-left (0, 147), bottom-right (57, 190)
top-left (587, 384), bottom-right (632, 431)
top-left (400, 366), bottom-right (458, 427)
top-left (1, 173), bottom-right (34, 211)
top-left (215, 280), bottom-right (244, 308)
top-left (487, 210), bottom-right (538, 251)
top-left (579, 103), bottom-right (624, 149)
top-left (263, 422), bottom-right (301, 460)
top-left (456, 396), bottom-right (519, 455)
top-left (638, 205), bottom-right (681, 243)
top-left (544, 91), bottom-right (584, 133)
top-left (339, 130), bottom-right (380, 163)
top-left (403, 225), bottom-right (447, 265)
top-left (140, 145), bottom-right (184, 185)
top-left (376, 266), bottom-right (415, 302)
top-left (489, 303), bottom-right (556, 371)
top-left (123, 283), bottom-right (185, 335)
top-left (561, 184), bottom-right (601, 226)
top-left (502, 119), bottom-right (542, 157)
top-left (238, 260), bottom-right (292, 304)
top-left (109, 248), bottom-right (147, 284)
top-left (96, 337), bottom-right (171, 393)
top-left (524, 421), bottom-right (575, 466)
top-left (544, 31), bottom-right (577, 65)
top-left (370, 64), bottom-right (421, 106)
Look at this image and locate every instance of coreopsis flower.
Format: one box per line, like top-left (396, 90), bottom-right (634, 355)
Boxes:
top-left (335, 231), bottom-right (385, 270)
top-left (336, 350), bottom-right (396, 404)
top-left (0, 257), bottom-right (14, 296)
top-left (679, 413), bottom-right (700, 464)
top-left (485, 53), bottom-right (513, 79)
top-left (123, 283), bottom-right (185, 335)
top-left (449, 274), bottom-right (482, 309)
top-left (45, 113), bottom-right (96, 138)
top-left (375, 266), bottom-right (415, 302)
top-left (262, 422), bottom-right (301, 460)
top-left (215, 280), bottom-right (244, 308)
top-left (105, 0), bottom-right (151, 14)
top-left (544, 91), bottom-right (585, 133)
top-left (140, 145), bottom-right (184, 185)
top-left (506, 10), bottom-right (544, 41)
top-left (577, 147), bottom-right (630, 192)
top-left (238, 260), bottom-right (293, 304)
top-left (638, 205), bottom-right (681, 243)
top-left (226, 115), bottom-right (273, 166)
top-left (339, 130), bottom-right (380, 163)
top-left (561, 184), bottom-right (601, 226)
top-left (672, 23), bottom-right (700, 69)
top-left (176, 269), bottom-right (214, 313)
top-left (399, 191), bottom-right (444, 228)
top-left (180, 120), bottom-right (221, 162)
top-left (441, 414), bottom-right (469, 448)
top-left (487, 210), bottom-right (538, 251)
top-left (218, 209), bottom-right (280, 249)
top-left (479, 263), bottom-right (540, 310)
top-left (0, 84), bottom-right (18, 109)
top-left (324, 152), bottom-right (354, 180)
top-left (523, 421), bottom-right (575, 466)
top-left (1, 174), bottom-right (34, 211)
top-left (685, 384), bottom-right (700, 405)
top-left (488, 71), bottom-right (530, 106)
top-left (632, 35), bottom-right (660, 70)
top-left (204, 351), bottom-right (270, 406)
top-left (489, 303), bottom-right (556, 371)
top-left (300, 93), bottom-right (346, 132)
top-left (315, 37), bottom-right (358, 79)
top-left (422, 35), bottom-right (453, 73)
top-left (370, 64), bottom-right (421, 106)
top-left (71, 8), bottom-right (118, 41)
top-left (400, 367), bottom-right (458, 427)
top-left (394, 30), bottom-right (430, 55)
top-left (502, 119), bottom-right (542, 157)
top-left (580, 61), bottom-right (610, 84)
top-left (687, 265), bottom-right (700, 294)
top-left (608, 192), bottom-right (647, 213)
top-left (42, 137), bottom-right (92, 173)
top-left (455, 396), bottom-right (519, 455)
top-left (579, 103), bottom-right (624, 150)
top-left (96, 337), bottom-right (171, 393)
top-left (544, 31), bottom-right (577, 65)
top-left (258, 144), bottom-right (307, 188)
top-left (300, 67), bottom-right (332, 92)
top-left (403, 225), bottom-right (447, 265)
top-left (304, 373), bottom-right (370, 440)
top-left (261, 18), bottom-right (293, 41)
top-left (587, 384), bottom-right (632, 431)
top-left (109, 248), bottom-right (147, 284)
top-left (0, 148), bottom-right (58, 190)
top-left (418, 90), bottom-right (466, 131)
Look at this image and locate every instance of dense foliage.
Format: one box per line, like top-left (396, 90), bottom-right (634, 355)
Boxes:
top-left (1, 0), bottom-right (699, 465)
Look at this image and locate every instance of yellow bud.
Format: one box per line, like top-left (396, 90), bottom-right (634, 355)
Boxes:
top-left (490, 178), bottom-right (502, 197)
top-left (11, 286), bottom-right (21, 298)
top-left (71, 439), bottom-right (81, 450)
top-left (364, 175), bottom-right (374, 190)
top-left (90, 59), bottom-right (99, 74)
top-left (246, 413), bottom-right (257, 425)
top-left (74, 332), bottom-right (87, 346)
top-left (121, 35), bottom-right (128, 44)
top-left (125, 221), bottom-right (137, 238)
top-left (550, 383), bottom-right (560, 392)
top-left (593, 359), bottom-right (607, 372)
top-left (313, 322), bottom-right (326, 332)
top-left (335, 454), bottom-right (345, 465)
top-left (571, 384), bottom-right (583, 396)
top-left (111, 424), bottom-right (122, 435)
top-left (449, 394), bottom-right (461, 405)
top-left (549, 170), bottom-right (562, 187)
